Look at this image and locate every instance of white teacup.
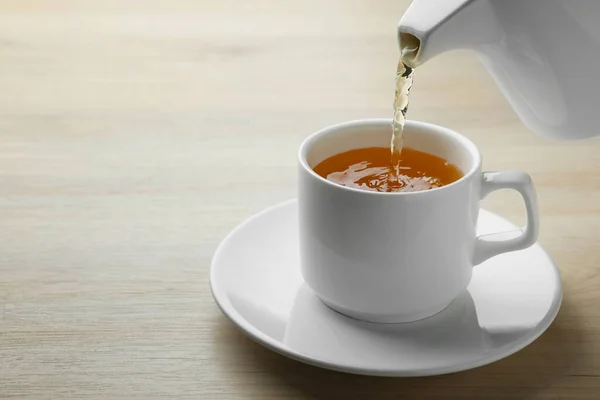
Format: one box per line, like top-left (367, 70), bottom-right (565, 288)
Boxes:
top-left (298, 119), bottom-right (539, 323)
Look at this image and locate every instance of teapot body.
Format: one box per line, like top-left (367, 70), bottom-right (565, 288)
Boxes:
top-left (399, 0), bottom-right (600, 140)
top-left (481, 0), bottom-right (600, 140)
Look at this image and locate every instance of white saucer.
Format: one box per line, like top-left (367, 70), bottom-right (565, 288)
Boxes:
top-left (210, 199), bottom-right (562, 377)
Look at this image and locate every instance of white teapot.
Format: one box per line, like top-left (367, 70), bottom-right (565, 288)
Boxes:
top-left (399, 0), bottom-right (600, 140)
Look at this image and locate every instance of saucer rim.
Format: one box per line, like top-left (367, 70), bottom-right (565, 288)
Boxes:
top-left (210, 199), bottom-right (563, 377)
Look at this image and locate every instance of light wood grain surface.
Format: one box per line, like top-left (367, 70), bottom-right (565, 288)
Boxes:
top-left (0, 0), bottom-right (598, 398)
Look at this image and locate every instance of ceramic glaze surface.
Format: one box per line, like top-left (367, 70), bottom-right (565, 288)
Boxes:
top-left (399, 0), bottom-right (600, 139)
top-left (297, 119), bottom-right (539, 323)
top-left (210, 200), bottom-right (562, 376)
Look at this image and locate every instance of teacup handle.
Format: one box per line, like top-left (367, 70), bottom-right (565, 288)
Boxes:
top-left (473, 171), bottom-right (539, 265)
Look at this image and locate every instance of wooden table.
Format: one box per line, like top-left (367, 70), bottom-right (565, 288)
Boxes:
top-left (0, 0), bottom-right (598, 398)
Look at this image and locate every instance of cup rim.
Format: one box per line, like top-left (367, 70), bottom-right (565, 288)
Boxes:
top-left (298, 118), bottom-right (482, 196)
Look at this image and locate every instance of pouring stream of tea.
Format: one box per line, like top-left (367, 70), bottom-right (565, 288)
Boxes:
top-left (388, 46), bottom-right (417, 190)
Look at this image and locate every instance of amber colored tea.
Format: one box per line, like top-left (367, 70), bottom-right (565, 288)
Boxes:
top-left (313, 147), bottom-right (463, 193)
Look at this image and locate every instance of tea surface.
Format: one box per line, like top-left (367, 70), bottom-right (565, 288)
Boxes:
top-left (313, 147), bottom-right (463, 193)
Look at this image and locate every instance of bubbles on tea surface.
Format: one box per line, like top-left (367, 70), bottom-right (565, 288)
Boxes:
top-left (325, 161), bottom-right (444, 193)
top-left (312, 147), bottom-right (462, 193)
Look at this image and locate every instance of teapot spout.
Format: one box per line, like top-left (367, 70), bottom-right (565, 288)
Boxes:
top-left (398, 0), bottom-right (500, 68)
